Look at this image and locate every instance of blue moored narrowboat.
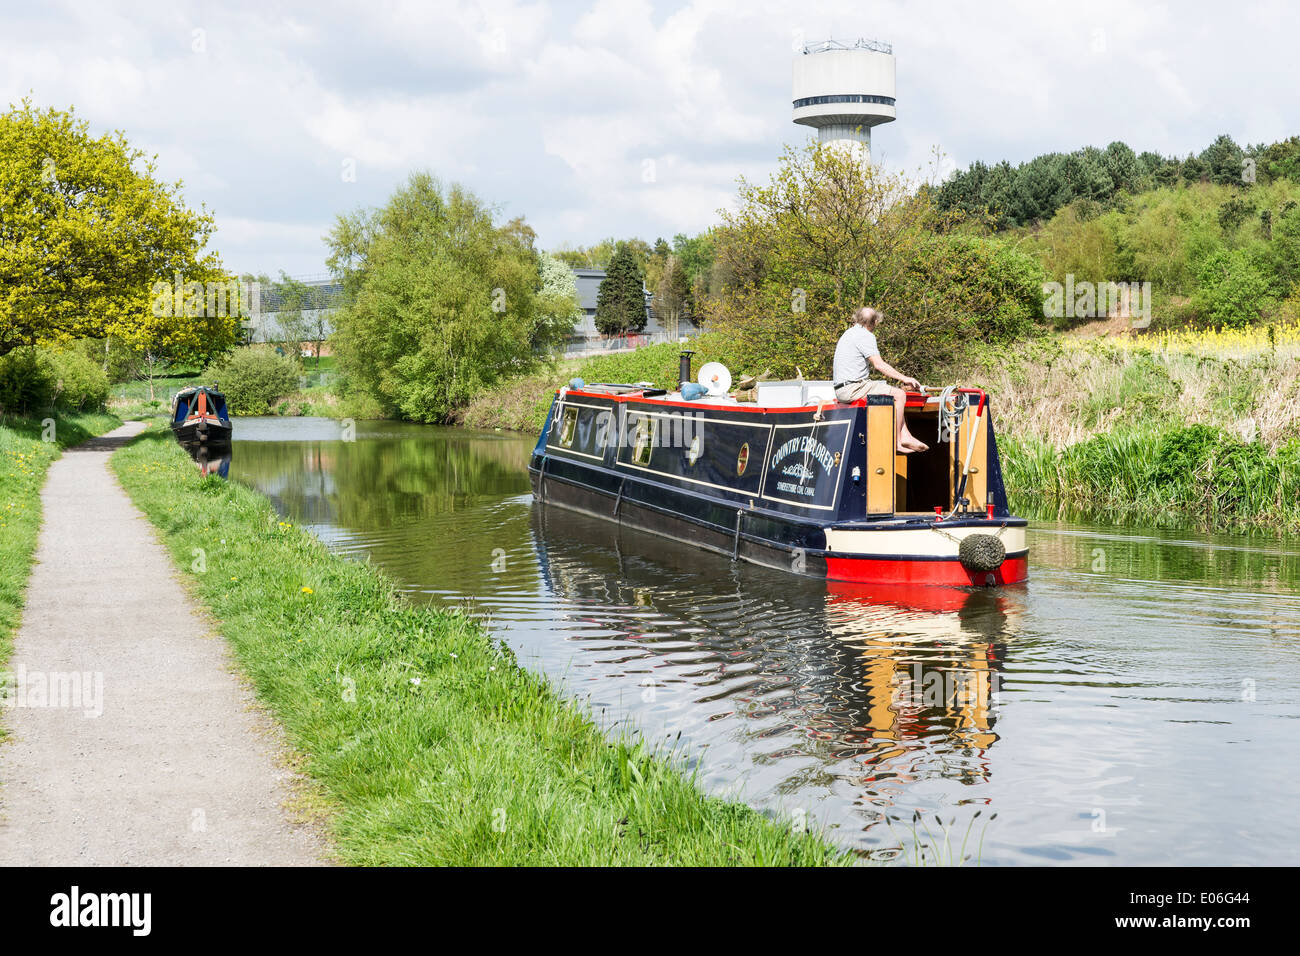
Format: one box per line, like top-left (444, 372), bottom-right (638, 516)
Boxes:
top-left (170, 385), bottom-right (233, 445)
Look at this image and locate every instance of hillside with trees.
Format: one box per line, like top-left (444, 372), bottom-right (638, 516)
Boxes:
top-left (933, 134), bottom-right (1300, 331)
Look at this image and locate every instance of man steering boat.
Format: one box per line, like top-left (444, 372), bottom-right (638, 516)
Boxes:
top-left (832, 306), bottom-right (929, 454)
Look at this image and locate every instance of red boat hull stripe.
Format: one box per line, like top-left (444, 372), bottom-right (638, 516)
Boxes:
top-left (823, 554), bottom-right (1029, 586)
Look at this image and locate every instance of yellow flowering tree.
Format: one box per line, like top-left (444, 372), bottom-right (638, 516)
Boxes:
top-left (0, 100), bottom-right (240, 364)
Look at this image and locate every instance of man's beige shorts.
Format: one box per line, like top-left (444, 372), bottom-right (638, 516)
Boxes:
top-left (834, 379), bottom-right (895, 403)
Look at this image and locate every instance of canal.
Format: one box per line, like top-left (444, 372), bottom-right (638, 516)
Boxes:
top-left (226, 416), bottom-right (1300, 865)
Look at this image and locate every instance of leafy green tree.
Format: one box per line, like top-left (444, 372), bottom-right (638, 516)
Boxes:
top-left (326, 172), bottom-right (564, 422)
top-left (1063, 147), bottom-right (1113, 203)
top-left (270, 273), bottom-right (311, 356)
top-left (1270, 203), bottom-right (1300, 292)
top-left (1103, 141), bottom-right (1140, 193)
top-left (652, 254), bottom-right (691, 335)
top-left (537, 251), bottom-right (581, 339)
top-left (1256, 136), bottom-right (1300, 185)
top-left (0, 100), bottom-right (238, 358)
top-left (594, 246), bottom-right (648, 336)
top-left (1200, 134), bottom-right (1245, 186)
top-left (705, 142), bottom-right (1044, 380)
top-left (672, 231), bottom-right (718, 305)
top-left (552, 237), bottom-right (652, 274)
top-left (1194, 249), bottom-right (1274, 328)
top-left (1009, 153), bottom-right (1070, 225)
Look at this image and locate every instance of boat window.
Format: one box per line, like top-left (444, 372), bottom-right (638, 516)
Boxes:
top-left (632, 417), bottom-right (656, 466)
top-left (559, 406), bottom-right (578, 446)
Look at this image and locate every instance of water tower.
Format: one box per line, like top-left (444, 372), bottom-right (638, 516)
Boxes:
top-left (792, 37), bottom-right (896, 158)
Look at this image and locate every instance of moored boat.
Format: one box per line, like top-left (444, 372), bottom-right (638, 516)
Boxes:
top-left (170, 385), bottom-right (233, 445)
top-left (529, 355), bottom-right (1027, 588)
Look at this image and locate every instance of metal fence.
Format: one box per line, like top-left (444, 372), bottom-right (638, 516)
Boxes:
top-left (562, 329), bottom-right (700, 357)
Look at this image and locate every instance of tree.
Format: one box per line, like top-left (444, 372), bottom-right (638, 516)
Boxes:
top-left (0, 100), bottom-right (239, 359)
top-left (270, 273), bottom-right (311, 358)
top-left (1199, 134), bottom-right (1245, 186)
top-left (325, 172), bottom-right (565, 422)
top-left (594, 246), bottom-right (647, 336)
top-left (1194, 249), bottom-right (1274, 328)
top-left (551, 237), bottom-right (651, 273)
top-left (1270, 203), bottom-right (1300, 292)
top-left (705, 142), bottom-right (1044, 380)
top-left (1256, 136), bottom-right (1300, 185)
top-left (1103, 141), bottom-right (1140, 194)
top-left (537, 251), bottom-right (582, 343)
top-left (652, 254), bottom-right (691, 336)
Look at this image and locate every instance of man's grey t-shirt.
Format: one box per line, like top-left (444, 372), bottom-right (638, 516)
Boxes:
top-left (833, 325), bottom-right (879, 384)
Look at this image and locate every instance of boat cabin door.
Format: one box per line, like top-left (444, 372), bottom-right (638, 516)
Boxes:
top-left (864, 393), bottom-right (991, 516)
top-left (864, 395), bottom-right (895, 514)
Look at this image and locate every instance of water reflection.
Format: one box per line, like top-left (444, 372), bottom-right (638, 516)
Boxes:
top-left (531, 508), bottom-right (1011, 801)
top-left (229, 418), bottom-right (1300, 864)
top-left (180, 440), bottom-right (231, 478)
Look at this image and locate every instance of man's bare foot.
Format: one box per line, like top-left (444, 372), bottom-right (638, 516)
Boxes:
top-left (899, 430), bottom-right (929, 453)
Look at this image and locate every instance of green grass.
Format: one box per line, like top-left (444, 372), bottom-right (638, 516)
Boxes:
top-left (111, 429), bottom-right (850, 866)
top-left (109, 371), bottom-right (205, 421)
top-left (108, 359), bottom-right (378, 422)
top-left (1002, 426), bottom-right (1300, 533)
top-left (0, 411), bottom-right (121, 726)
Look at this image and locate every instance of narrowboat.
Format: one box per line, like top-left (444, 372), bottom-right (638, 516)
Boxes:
top-left (170, 385), bottom-right (232, 444)
top-left (528, 354), bottom-right (1028, 588)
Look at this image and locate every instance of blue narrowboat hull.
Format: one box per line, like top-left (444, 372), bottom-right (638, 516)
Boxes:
top-left (529, 387), bottom-right (1029, 587)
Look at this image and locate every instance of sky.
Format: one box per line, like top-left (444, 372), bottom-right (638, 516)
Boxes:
top-left (3, 0), bottom-right (1297, 277)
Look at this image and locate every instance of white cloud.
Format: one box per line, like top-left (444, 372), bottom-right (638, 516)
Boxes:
top-left (2, 0), bottom-right (1297, 275)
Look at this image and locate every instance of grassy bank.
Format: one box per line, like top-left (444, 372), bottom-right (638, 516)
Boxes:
top-left (455, 333), bottom-right (743, 433)
top-left (111, 429), bottom-right (848, 866)
top-left (976, 324), bottom-right (1300, 532)
top-left (109, 371), bottom-right (204, 420)
top-left (108, 362), bottom-right (383, 423)
top-left (0, 412), bottom-right (121, 704)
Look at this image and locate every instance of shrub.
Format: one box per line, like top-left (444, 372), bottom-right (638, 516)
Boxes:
top-left (0, 347), bottom-right (58, 414)
top-left (48, 348), bottom-right (109, 410)
top-left (203, 347), bottom-right (301, 415)
top-left (1193, 250), bottom-right (1275, 328)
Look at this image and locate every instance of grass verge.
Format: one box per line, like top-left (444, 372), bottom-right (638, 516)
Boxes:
top-left (1002, 426), bottom-right (1300, 533)
top-left (111, 430), bottom-right (849, 866)
top-left (455, 333), bottom-right (744, 434)
top-left (0, 411), bottom-right (121, 716)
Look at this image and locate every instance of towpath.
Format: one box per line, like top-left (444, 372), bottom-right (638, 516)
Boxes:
top-left (0, 422), bottom-right (326, 865)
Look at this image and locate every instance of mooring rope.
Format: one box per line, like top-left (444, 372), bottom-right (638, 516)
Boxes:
top-left (935, 385), bottom-right (968, 445)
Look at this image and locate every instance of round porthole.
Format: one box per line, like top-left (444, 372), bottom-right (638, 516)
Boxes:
top-left (687, 434), bottom-right (703, 465)
top-left (737, 442), bottom-right (750, 476)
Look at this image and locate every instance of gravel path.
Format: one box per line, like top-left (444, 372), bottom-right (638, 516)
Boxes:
top-left (0, 422), bottom-right (327, 865)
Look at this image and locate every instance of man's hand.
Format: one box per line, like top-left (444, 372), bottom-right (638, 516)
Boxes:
top-left (898, 375), bottom-right (921, 391)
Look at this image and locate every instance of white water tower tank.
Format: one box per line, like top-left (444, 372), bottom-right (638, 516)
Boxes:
top-left (792, 37), bottom-right (896, 159)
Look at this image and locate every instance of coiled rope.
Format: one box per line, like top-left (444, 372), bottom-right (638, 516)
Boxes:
top-left (935, 385), bottom-right (968, 444)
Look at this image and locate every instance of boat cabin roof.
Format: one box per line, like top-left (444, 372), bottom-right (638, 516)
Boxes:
top-left (560, 383), bottom-right (985, 413)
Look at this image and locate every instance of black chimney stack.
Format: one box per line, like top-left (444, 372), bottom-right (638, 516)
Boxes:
top-left (678, 344), bottom-right (694, 389)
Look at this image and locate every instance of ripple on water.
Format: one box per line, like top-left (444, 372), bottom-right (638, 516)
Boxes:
top-left (229, 423), bottom-right (1300, 865)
